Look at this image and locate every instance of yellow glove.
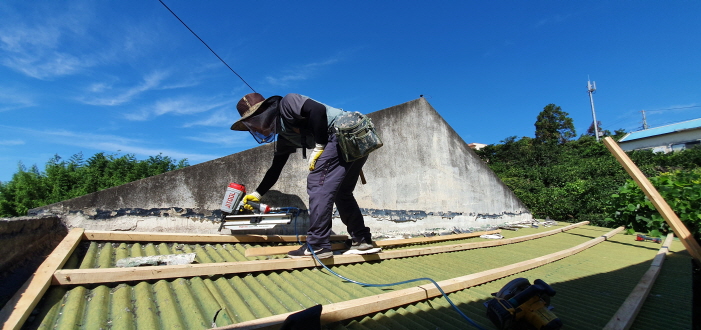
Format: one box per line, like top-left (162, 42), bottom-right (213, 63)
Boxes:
top-left (309, 143), bottom-right (325, 170)
top-left (242, 191), bottom-right (261, 211)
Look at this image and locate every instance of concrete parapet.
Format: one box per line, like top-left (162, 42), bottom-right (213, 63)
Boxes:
top-left (30, 97), bottom-right (532, 235)
top-left (0, 215), bottom-right (67, 308)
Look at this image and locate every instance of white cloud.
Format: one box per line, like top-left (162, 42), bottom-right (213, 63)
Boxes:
top-left (535, 14), bottom-right (572, 27)
top-left (125, 96), bottom-right (234, 121)
top-left (90, 142), bottom-right (217, 163)
top-left (0, 139), bottom-right (24, 146)
top-left (265, 57), bottom-right (341, 87)
top-left (182, 108), bottom-right (239, 128)
top-left (0, 88), bottom-right (35, 112)
top-left (0, 3), bottom-right (97, 80)
top-left (79, 71), bottom-right (168, 106)
top-left (185, 132), bottom-right (250, 147)
top-left (0, 125), bottom-right (218, 163)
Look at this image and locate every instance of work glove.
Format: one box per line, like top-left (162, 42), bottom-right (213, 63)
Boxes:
top-left (309, 143), bottom-right (325, 171)
top-left (242, 191), bottom-right (262, 211)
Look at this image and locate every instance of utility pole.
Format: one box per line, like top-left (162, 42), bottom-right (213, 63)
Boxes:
top-left (587, 79), bottom-right (600, 141)
top-left (641, 110), bottom-right (649, 129)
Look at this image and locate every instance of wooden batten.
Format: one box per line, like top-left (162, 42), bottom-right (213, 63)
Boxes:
top-left (0, 228), bottom-right (84, 330)
top-left (603, 233), bottom-right (675, 330)
top-left (83, 230), bottom-right (348, 243)
top-left (244, 229), bottom-right (503, 257)
top-left (213, 226), bottom-right (625, 329)
top-left (603, 137), bottom-right (701, 263)
top-left (53, 222), bottom-right (588, 286)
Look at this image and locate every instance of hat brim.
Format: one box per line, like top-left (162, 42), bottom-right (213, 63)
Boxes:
top-left (230, 95), bottom-right (282, 131)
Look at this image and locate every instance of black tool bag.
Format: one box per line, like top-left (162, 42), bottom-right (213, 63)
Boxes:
top-left (333, 111), bottom-right (383, 162)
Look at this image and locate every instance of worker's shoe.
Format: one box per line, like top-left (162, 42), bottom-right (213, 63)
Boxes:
top-left (348, 237), bottom-right (374, 251)
top-left (288, 244), bottom-right (332, 259)
top-left (344, 238), bottom-right (382, 255)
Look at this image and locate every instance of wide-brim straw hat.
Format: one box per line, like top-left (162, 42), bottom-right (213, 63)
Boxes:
top-left (231, 93), bottom-right (274, 131)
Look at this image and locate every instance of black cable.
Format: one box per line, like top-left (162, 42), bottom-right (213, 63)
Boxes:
top-left (157, 0), bottom-right (256, 93)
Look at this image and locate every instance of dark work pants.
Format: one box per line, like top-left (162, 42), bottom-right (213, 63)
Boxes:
top-left (307, 134), bottom-right (370, 249)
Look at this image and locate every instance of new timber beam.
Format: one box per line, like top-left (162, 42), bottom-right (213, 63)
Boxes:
top-left (603, 233), bottom-right (675, 330)
top-left (52, 222), bottom-right (587, 286)
top-left (83, 231), bottom-right (348, 243)
top-left (0, 228), bottom-right (84, 330)
top-left (214, 226), bottom-right (625, 330)
top-left (245, 229), bottom-right (502, 257)
top-left (603, 137), bottom-right (701, 264)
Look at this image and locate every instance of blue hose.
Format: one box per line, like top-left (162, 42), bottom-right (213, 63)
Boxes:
top-left (306, 245), bottom-right (486, 329)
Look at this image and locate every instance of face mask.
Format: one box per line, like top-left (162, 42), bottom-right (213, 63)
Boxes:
top-left (247, 127), bottom-right (276, 144)
top-left (241, 101), bottom-right (279, 144)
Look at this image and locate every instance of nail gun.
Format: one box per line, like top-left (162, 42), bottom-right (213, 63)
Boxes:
top-left (636, 234), bottom-right (661, 243)
top-left (486, 278), bottom-right (562, 330)
top-left (217, 183), bottom-right (297, 232)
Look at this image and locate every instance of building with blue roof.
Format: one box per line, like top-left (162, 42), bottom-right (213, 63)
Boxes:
top-left (618, 118), bottom-right (701, 152)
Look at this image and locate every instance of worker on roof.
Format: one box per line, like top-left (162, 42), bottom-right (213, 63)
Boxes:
top-left (231, 93), bottom-right (376, 259)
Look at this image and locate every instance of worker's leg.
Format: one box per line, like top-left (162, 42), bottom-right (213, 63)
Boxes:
top-left (335, 155), bottom-right (370, 242)
top-left (306, 135), bottom-right (348, 249)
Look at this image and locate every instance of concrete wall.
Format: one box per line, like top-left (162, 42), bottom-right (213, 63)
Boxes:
top-left (0, 216), bottom-right (67, 308)
top-left (30, 97), bottom-right (531, 236)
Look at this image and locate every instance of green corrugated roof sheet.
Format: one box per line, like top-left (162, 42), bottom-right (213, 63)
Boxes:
top-left (23, 224), bottom-right (692, 329)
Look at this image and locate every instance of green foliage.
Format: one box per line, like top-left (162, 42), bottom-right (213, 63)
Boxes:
top-left (534, 104), bottom-right (576, 144)
top-left (477, 104), bottom-right (701, 230)
top-left (477, 133), bottom-right (630, 224)
top-left (0, 152), bottom-right (189, 217)
top-left (605, 169), bottom-right (701, 240)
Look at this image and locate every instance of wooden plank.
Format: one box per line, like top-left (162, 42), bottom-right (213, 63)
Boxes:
top-left (213, 226), bottom-right (625, 329)
top-left (245, 230), bottom-right (502, 257)
top-left (603, 233), bottom-right (674, 330)
top-left (83, 230), bottom-right (348, 243)
top-left (603, 137), bottom-right (701, 263)
top-left (0, 228), bottom-right (84, 330)
top-left (53, 222), bottom-right (588, 286)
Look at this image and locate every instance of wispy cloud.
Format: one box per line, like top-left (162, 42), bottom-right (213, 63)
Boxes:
top-left (0, 139), bottom-right (24, 146)
top-left (0, 125), bottom-right (218, 162)
top-left (0, 2), bottom-right (98, 80)
top-left (0, 87), bottom-right (35, 112)
top-left (265, 57), bottom-right (341, 87)
top-left (535, 14), bottom-right (572, 27)
top-left (78, 71), bottom-right (168, 106)
top-left (182, 108), bottom-right (239, 128)
top-left (185, 131), bottom-right (251, 147)
top-left (124, 96), bottom-right (233, 121)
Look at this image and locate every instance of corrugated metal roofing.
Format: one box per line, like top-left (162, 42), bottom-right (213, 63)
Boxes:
top-left (22, 224), bottom-right (692, 329)
top-left (619, 117), bottom-right (701, 142)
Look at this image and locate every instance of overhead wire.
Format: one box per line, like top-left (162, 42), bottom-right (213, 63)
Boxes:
top-left (157, 0), bottom-right (256, 93)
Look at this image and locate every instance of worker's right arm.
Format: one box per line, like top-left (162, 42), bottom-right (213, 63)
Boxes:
top-left (246, 153), bottom-right (290, 201)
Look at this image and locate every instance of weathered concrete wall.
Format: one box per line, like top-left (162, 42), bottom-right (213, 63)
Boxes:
top-left (0, 216), bottom-right (67, 308)
top-left (30, 97), bottom-right (531, 236)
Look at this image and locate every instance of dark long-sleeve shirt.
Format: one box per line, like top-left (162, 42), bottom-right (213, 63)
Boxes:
top-left (255, 96), bottom-right (328, 194)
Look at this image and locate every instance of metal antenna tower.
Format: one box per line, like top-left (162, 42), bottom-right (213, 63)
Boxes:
top-left (587, 78), bottom-right (600, 141)
top-left (641, 110), bottom-right (649, 129)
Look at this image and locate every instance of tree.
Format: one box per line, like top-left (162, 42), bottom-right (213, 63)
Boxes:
top-left (586, 120), bottom-right (610, 138)
top-left (534, 104), bottom-right (576, 144)
top-left (0, 152), bottom-right (189, 217)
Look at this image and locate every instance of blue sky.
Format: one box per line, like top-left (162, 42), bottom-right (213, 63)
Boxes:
top-left (1, 1), bottom-right (700, 182)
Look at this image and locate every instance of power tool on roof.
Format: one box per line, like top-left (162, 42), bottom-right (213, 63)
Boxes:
top-left (217, 183), bottom-right (298, 232)
top-left (636, 234), bottom-right (661, 243)
top-left (486, 278), bottom-right (562, 330)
